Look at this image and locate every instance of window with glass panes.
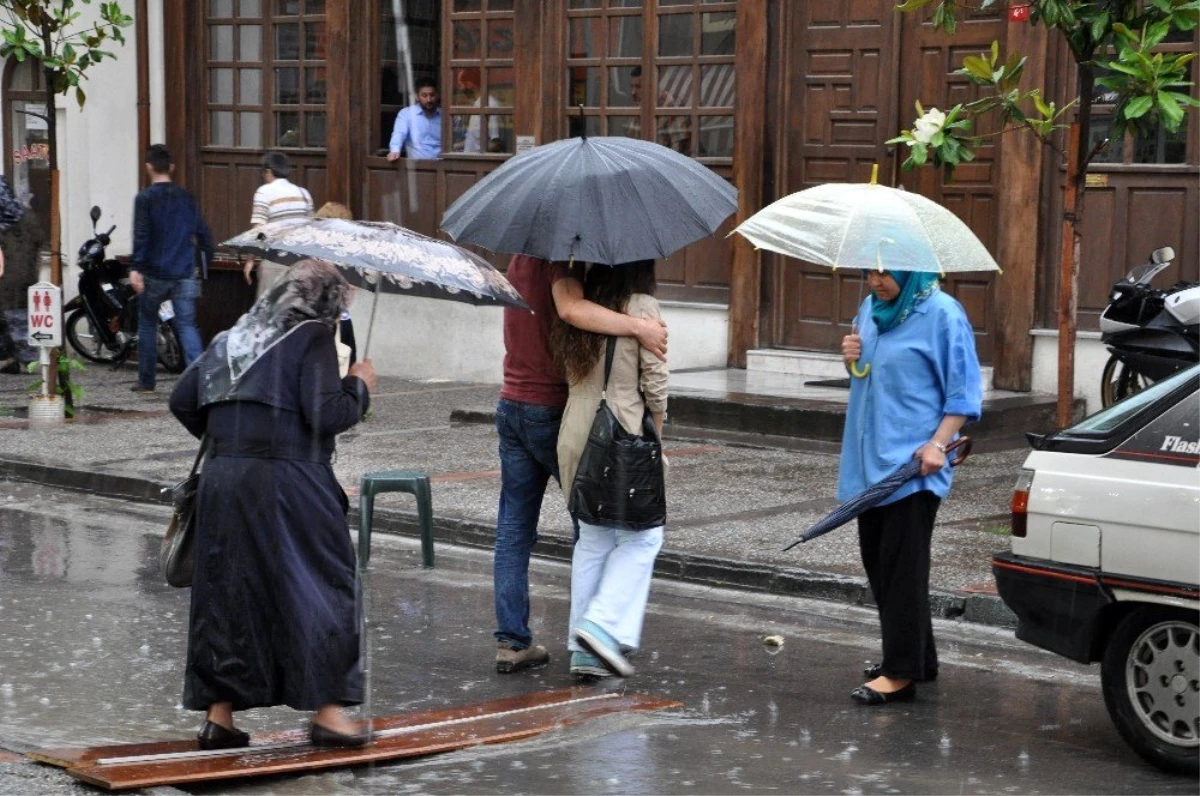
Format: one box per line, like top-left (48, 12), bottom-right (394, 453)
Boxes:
top-left (379, 0), bottom-right (441, 152)
top-left (447, 0), bottom-right (515, 154)
top-left (204, 0), bottom-right (327, 150)
top-left (1086, 28), bottom-right (1198, 167)
top-left (566, 0), bottom-right (736, 159)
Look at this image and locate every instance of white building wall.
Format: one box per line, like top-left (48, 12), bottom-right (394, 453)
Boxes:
top-left (352, 295), bottom-right (730, 382)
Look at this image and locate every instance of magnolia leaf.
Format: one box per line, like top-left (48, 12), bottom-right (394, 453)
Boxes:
top-left (1123, 94), bottom-right (1155, 118)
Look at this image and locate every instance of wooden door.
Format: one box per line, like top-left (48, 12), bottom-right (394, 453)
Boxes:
top-left (773, 2), bottom-right (901, 352)
top-left (772, 2), bottom-right (1002, 361)
top-left (896, 8), bottom-right (1004, 362)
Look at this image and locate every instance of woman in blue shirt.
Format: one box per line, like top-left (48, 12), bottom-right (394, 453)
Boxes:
top-left (839, 268), bottom-right (982, 706)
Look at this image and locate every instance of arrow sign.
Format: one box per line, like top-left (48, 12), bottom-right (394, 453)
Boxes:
top-left (30, 331), bottom-right (55, 343)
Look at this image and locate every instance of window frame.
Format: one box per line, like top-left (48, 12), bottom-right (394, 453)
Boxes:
top-left (564, 0), bottom-right (737, 162)
top-left (203, 0), bottom-right (329, 152)
top-left (444, 0), bottom-right (517, 156)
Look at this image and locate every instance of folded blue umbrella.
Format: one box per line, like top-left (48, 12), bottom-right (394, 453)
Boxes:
top-left (783, 437), bottom-right (971, 551)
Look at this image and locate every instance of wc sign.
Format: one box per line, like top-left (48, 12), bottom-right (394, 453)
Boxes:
top-left (27, 282), bottom-right (62, 347)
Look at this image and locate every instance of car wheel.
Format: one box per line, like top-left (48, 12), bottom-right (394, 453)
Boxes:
top-left (1100, 355), bottom-right (1154, 408)
top-left (1101, 607), bottom-right (1199, 775)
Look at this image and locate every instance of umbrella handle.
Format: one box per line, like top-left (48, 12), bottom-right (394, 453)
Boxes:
top-left (946, 435), bottom-right (972, 467)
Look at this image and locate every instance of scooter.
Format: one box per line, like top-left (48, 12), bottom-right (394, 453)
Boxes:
top-left (1098, 246), bottom-right (1200, 407)
top-left (62, 206), bottom-right (184, 372)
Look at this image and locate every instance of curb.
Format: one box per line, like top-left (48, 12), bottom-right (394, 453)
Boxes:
top-left (0, 458), bottom-right (1017, 629)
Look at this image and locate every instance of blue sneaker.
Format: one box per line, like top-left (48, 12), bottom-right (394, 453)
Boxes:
top-left (573, 620), bottom-right (634, 677)
top-left (569, 650), bottom-right (613, 680)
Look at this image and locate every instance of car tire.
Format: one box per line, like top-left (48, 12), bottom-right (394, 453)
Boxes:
top-left (1101, 606), bottom-right (1199, 775)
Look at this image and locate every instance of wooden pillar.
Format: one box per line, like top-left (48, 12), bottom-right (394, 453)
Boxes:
top-left (162, 2), bottom-right (197, 187)
top-left (135, 0), bottom-right (150, 188)
top-left (325, 0), bottom-right (359, 211)
top-left (514, 0), bottom-right (548, 145)
top-left (992, 20), bottom-right (1048, 392)
top-left (727, 0), bottom-right (768, 368)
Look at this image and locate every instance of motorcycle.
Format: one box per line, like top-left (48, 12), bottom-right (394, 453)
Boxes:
top-left (62, 206), bottom-right (184, 373)
top-left (1098, 245), bottom-right (1200, 407)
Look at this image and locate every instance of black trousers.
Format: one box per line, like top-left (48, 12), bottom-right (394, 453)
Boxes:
top-left (857, 490), bottom-right (941, 681)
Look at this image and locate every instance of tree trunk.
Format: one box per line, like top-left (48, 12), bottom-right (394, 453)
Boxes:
top-left (43, 53), bottom-right (60, 396)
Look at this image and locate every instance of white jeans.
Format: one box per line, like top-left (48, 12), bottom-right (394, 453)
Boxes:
top-left (567, 521), bottom-right (664, 652)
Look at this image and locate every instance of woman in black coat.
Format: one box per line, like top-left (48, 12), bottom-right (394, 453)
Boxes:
top-left (169, 259), bottom-right (377, 749)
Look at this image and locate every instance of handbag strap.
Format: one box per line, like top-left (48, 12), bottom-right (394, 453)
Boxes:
top-left (189, 436), bottom-right (210, 477)
top-left (601, 336), bottom-right (616, 398)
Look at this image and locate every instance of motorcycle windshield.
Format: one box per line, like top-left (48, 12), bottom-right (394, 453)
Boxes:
top-left (1124, 261), bottom-right (1171, 285)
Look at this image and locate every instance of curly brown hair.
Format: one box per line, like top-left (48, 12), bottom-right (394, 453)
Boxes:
top-left (553, 260), bottom-right (656, 385)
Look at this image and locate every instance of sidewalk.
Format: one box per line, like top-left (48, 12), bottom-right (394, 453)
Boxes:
top-left (0, 362), bottom-right (1025, 627)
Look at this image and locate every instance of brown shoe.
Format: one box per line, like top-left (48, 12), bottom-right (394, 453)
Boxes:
top-left (495, 642), bottom-right (549, 674)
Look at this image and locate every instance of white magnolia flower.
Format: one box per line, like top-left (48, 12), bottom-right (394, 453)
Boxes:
top-left (911, 108), bottom-right (947, 145)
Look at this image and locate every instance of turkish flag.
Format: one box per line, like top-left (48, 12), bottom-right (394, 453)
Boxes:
top-left (1009, 4), bottom-right (1031, 22)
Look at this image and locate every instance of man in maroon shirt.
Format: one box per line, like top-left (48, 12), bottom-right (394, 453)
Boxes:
top-left (493, 255), bottom-right (668, 674)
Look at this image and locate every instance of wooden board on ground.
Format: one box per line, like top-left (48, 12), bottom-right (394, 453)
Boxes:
top-left (28, 688), bottom-right (680, 791)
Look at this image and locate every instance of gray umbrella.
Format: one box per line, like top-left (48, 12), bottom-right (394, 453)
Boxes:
top-left (783, 437), bottom-right (972, 550)
top-left (441, 135), bottom-right (738, 265)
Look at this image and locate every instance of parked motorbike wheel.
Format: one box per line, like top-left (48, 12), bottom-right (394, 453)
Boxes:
top-left (65, 308), bottom-right (128, 365)
top-left (1101, 607), bottom-right (1199, 775)
top-left (156, 322), bottom-right (184, 374)
top-left (1101, 355), bottom-right (1155, 408)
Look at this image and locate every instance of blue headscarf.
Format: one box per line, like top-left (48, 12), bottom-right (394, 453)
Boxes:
top-left (870, 270), bottom-right (940, 334)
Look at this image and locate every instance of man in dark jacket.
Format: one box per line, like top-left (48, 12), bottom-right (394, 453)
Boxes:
top-left (129, 144), bottom-right (214, 392)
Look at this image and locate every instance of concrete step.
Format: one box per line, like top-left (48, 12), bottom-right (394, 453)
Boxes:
top-left (666, 368), bottom-right (1079, 450)
top-left (747, 349), bottom-right (996, 392)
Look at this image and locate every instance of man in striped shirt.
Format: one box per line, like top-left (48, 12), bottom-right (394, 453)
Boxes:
top-left (243, 151), bottom-right (314, 285)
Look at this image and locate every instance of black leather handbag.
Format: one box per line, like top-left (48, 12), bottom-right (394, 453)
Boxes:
top-left (569, 337), bottom-right (666, 531)
top-left (159, 437), bottom-right (208, 588)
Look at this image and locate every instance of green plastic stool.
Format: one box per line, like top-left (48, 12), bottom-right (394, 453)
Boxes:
top-left (358, 470), bottom-right (434, 570)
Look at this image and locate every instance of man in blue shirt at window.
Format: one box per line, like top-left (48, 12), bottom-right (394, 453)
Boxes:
top-left (129, 144), bottom-right (213, 393)
top-left (387, 79), bottom-right (442, 161)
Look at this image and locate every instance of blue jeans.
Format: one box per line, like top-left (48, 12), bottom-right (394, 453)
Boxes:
top-left (138, 276), bottom-right (202, 388)
top-left (493, 398), bottom-right (564, 649)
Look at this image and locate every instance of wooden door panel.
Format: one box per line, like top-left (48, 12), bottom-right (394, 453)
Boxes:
top-left (775, 2), bottom-right (899, 350)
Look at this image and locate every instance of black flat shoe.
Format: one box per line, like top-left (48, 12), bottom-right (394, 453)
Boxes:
top-left (850, 682), bottom-right (916, 706)
top-left (196, 720), bottom-right (250, 750)
top-left (309, 721), bottom-right (371, 748)
top-left (863, 663), bottom-right (939, 681)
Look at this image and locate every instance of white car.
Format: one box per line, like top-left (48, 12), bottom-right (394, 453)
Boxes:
top-left (993, 364), bottom-right (1199, 775)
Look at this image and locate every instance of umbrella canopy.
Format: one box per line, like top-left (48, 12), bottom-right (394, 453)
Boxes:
top-left (783, 437), bottom-right (972, 550)
top-left (441, 135), bottom-right (738, 265)
top-left (734, 180), bottom-right (1000, 275)
top-left (222, 217), bottom-right (529, 310)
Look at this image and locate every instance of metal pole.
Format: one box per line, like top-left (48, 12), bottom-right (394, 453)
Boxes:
top-left (361, 288), bottom-right (381, 360)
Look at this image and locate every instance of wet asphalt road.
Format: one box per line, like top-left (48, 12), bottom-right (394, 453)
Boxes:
top-left (0, 482), bottom-right (1194, 795)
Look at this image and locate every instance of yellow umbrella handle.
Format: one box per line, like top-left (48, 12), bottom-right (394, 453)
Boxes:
top-left (849, 319), bottom-right (871, 379)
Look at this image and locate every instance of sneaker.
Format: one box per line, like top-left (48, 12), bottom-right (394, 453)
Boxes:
top-left (569, 650), bottom-right (613, 681)
top-left (573, 620), bottom-right (634, 677)
top-left (130, 384), bottom-right (155, 393)
top-left (495, 642), bottom-right (549, 674)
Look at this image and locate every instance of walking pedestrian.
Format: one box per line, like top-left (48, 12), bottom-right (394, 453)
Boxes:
top-left (169, 259), bottom-right (377, 749)
top-left (554, 261), bottom-right (667, 679)
top-left (839, 268), bottom-right (981, 705)
top-left (243, 151), bottom-right (314, 287)
top-left (0, 175), bottom-right (44, 374)
top-left (129, 144), bottom-right (213, 393)
top-left (491, 255), bottom-right (668, 675)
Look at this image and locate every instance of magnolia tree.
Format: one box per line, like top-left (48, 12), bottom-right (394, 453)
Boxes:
top-left (0, 0), bottom-right (131, 398)
top-left (889, 0), bottom-right (1199, 425)
top-left (0, 0), bottom-right (133, 280)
